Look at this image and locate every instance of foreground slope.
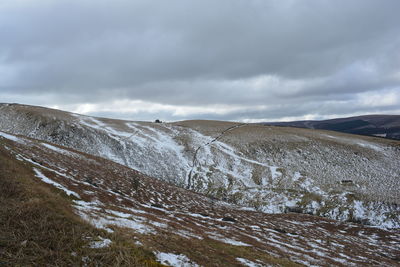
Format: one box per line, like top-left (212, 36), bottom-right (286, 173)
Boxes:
top-left (0, 103), bottom-right (399, 228)
top-left (1, 131), bottom-right (400, 266)
top-left (0, 133), bottom-right (165, 266)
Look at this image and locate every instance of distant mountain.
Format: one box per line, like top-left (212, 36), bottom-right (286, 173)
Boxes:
top-left (263, 115), bottom-right (400, 140)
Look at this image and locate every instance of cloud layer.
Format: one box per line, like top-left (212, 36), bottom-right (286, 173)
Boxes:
top-left (1, 0), bottom-right (400, 121)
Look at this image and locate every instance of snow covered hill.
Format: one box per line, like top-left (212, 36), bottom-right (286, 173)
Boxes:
top-left (0, 103), bottom-right (399, 228)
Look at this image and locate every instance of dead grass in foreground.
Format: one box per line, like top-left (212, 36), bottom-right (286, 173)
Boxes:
top-left (131, 229), bottom-right (301, 267)
top-left (0, 140), bottom-right (165, 267)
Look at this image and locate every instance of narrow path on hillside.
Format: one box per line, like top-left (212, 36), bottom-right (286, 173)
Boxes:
top-left (186, 123), bottom-right (248, 189)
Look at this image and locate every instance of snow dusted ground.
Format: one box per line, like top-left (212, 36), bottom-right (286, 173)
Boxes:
top-left (236, 257), bottom-right (267, 267)
top-left (156, 252), bottom-right (199, 267)
top-left (33, 168), bottom-right (80, 198)
top-left (1, 131), bottom-right (400, 266)
top-left (0, 104), bottom-right (399, 229)
top-left (0, 131), bottom-right (24, 143)
top-left (88, 237), bottom-right (112, 249)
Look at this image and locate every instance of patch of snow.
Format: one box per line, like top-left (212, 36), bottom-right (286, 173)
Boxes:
top-left (74, 199), bottom-right (103, 210)
top-left (73, 200), bottom-right (155, 234)
top-left (89, 237), bottom-right (112, 249)
top-left (208, 234), bottom-right (251, 247)
top-left (236, 257), bottom-right (266, 267)
top-left (41, 142), bottom-right (79, 157)
top-left (353, 200), bottom-right (365, 219)
top-left (309, 201), bottom-right (321, 213)
top-left (269, 166), bottom-right (281, 180)
top-left (292, 172), bottom-right (302, 182)
top-left (350, 200), bottom-right (399, 229)
top-left (140, 203), bottom-right (171, 213)
top-left (0, 131), bottom-right (23, 143)
top-left (323, 133), bottom-right (383, 152)
top-left (33, 168), bottom-right (80, 198)
top-left (134, 240), bottom-right (143, 246)
top-left (239, 207), bottom-right (257, 212)
top-left (150, 221), bottom-right (168, 228)
top-left (176, 230), bottom-right (203, 240)
top-left (212, 141), bottom-right (269, 168)
top-left (156, 252), bottom-right (199, 267)
top-left (107, 209), bottom-right (134, 219)
top-left (356, 142), bottom-right (382, 152)
top-left (124, 206), bottom-right (148, 214)
top-left (285, 199), bottom-right (298, 208)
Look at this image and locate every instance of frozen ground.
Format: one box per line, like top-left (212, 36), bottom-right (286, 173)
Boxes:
top-left (156, 252), bottom-right (199, 267)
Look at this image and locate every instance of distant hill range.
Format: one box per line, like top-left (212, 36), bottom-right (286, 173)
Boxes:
top-left (263, 115), bottom-right (400, 140)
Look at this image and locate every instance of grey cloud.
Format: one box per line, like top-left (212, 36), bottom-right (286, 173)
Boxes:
top-left (1, 0), bottom-right (400, 121)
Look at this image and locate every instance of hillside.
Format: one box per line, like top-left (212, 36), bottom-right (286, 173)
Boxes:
top-left (263, 115), bottom-right (400, 140)
top-left (0, 133), bottom-right (166, 266)
top-left (1, 130), bottom-right (400, 266)
top-left (0, 103), bottom-right (399, 230)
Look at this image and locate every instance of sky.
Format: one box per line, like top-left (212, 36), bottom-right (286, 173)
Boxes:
top-left (1, 0), bottom-right (400, 122)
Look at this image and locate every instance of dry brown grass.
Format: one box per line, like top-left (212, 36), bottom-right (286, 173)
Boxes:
top-left (0, 140), bottom-right (165, 267)
top-left (135, 231), bottom-right (302, 267)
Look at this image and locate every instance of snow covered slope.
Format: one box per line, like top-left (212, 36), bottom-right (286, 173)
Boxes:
top-left (1, 131), bottom-right (400, 266)
top-left (0, 103), bottom-right (399, 228)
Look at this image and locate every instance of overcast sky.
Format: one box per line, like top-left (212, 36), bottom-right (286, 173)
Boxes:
top-left (1, 0), bottom-right (400, 122)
